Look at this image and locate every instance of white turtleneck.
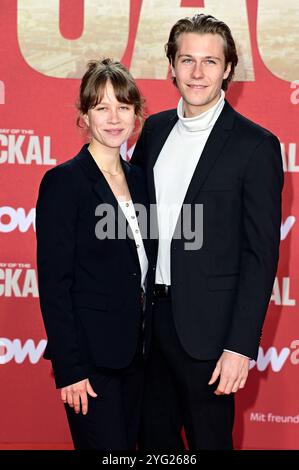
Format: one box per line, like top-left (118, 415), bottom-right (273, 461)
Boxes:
top-left (154, 91), bottom-right (225, 286)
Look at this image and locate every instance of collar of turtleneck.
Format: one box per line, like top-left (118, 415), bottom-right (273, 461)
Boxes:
top-left (177, 89), bottom-right (225, 133)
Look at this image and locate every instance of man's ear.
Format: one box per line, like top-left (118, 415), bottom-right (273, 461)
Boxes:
top-left (224, 62), bottom-right (232, 79)
top-left (171, 63), bottom-right (176, 78)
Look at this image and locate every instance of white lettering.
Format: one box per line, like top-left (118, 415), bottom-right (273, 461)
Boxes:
top-left (251, 346), bottom-right (290, 372)
top-left (0, 338), bottom-right (47, 364)
top-left (281, 143), bottom-right (298, 172)
top-left (0, 80), bottom-right (4, 104)
top-left (0, 207), bottom-right (36, 233)
top-left (250, 412), bottom-right (266, 422)
top-left (270, 277), bottom-right (296, 306)
top-left (290, 340), bottom-right (299, 365)
top-left (280, 216), bottom-right (296, 240)
top-left (0, 268), bottom-right (38, 297)
top-left (0, 134), bottom-right (8, 163)
top-left (0, 134), bottom-right (56, 165)
top-left (8, 135), bottom-right (25, 163)
top-left (290, 80), bottom-right (299, 105)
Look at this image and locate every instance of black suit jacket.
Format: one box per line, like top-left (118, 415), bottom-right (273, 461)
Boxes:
top-left (131, 101), bottom-right (283, 361)
top-left (36, 144), bottom-right (153, 388)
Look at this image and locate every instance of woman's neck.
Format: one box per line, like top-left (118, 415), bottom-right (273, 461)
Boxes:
top-left (88, 141), bottom-right (122, 174)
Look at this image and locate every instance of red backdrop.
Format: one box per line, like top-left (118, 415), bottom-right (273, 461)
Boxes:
top-left (0, 0), bottom-right (298, 450)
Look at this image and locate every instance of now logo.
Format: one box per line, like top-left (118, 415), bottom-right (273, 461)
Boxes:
top-left (250, 340), bottom-right (299, 372)
top-left (0, 207), bottom-right (35, 233)
top-left (0, 338), bottom-right (47, 364)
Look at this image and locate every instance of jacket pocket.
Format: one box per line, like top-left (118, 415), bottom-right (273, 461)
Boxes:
top-left (207, 274), bottom-right (239, 291)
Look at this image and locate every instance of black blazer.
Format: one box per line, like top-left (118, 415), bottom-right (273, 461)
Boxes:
top-left (131, 101), bottom-right (284, 361)
top-left (36, 144), bottom-right (154, 388)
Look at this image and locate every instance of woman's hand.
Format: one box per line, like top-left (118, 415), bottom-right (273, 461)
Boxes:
top-left (60, 378), bottom-right (97, 415)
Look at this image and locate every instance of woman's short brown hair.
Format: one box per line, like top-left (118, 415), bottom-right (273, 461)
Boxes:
top-left (165, 14), bottom-right (238, 91)
top-left (77, 58), bottom-right (144, 129)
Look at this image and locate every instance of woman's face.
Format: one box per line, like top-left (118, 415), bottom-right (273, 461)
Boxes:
top-left (84, 80), bottom-right (135, 151)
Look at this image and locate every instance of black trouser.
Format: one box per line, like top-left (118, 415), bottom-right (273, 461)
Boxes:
top-left (139, 297), bottom-right (234, 450)
top-left (65, 331), bottom-right (145, 450)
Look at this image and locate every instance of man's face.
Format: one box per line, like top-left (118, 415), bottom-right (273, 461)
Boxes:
top-left (172, 32), bottom-right (231, 117)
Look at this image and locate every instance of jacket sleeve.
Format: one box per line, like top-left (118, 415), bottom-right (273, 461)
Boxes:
top-left (224, 134), bottom-right (284, 359)
top-left (36, 168), bottom-right (87, 388)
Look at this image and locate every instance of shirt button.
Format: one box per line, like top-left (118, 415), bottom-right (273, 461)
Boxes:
top-left (136, 244), bottom-right (140, 249)
top-left (131, 215), bottom-right (135, 219)
top-left (135, 229), bottom-right (139, 233)
top-left (126, 202), bottom-right (129, 207)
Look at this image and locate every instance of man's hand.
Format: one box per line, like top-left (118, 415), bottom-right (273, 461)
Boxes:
top-left (208, 351), bottom-right (250, 395)
top-left (60, 378), bottom-right (98, 415)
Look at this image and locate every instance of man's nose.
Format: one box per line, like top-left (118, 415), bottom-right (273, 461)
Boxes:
top-left (192, 61), bottom-right (204, 79)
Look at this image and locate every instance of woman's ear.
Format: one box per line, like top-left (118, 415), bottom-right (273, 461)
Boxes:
top-left (82, 113), bottom-right (89, 127)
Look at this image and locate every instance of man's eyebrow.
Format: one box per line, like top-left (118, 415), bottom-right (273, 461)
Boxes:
top-left (205, 55), bottom-right (221, 61)
top-left (177, 54), bottom-right (193, 58)
top-left (177, 54), bottom-right (221, 61)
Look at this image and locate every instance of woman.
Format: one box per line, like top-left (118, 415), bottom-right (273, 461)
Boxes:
top-left (36, 58), bottom-right (153, 450)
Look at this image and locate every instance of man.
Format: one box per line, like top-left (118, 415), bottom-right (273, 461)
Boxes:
top-left (131, 14), bottom-right (283, 450)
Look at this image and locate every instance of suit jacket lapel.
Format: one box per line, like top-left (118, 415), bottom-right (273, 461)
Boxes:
top-left (182, 101), bottom-right (236, 206)
top-left (171, 103), bottom-right (235, 241)
top-left (75, 144), bottom-right (121, 225)
top-left (75, 145), bottom-right (140, 268)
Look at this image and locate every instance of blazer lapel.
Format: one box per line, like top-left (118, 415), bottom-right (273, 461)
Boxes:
top-left (93, 176), bottom-right (120, 225)
top-left (75, 145), bottom-right (140, 268)
top-left (74, 144), bottom-right (121, 226)
top-left (182, 101), bottom-right (236, 205)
